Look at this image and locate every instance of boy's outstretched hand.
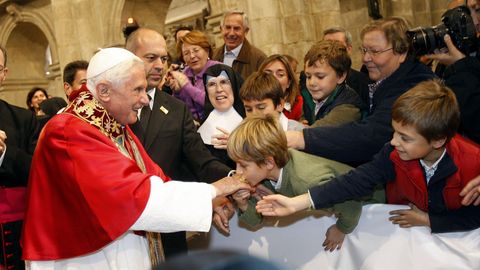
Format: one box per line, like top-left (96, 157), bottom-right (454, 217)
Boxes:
top-left (389, 203), bottom-right (430, 228)
top-left (323, 224), bottom-right (345, 252)
top-left (256, 193), bottom-right (311, 217)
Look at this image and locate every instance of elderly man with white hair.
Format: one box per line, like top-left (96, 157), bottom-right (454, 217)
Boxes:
top-left (21, 48), bottom-right (250, 270)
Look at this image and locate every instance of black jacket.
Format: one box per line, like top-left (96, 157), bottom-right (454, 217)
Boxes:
top-left (0, 99), bottom-right (39, 187)
top-left (130, 90), bottom-right (230, 182)
top-left (444, 55), bottom-right (480, 144)
top-left (303, 60), bottom-right (434, 166)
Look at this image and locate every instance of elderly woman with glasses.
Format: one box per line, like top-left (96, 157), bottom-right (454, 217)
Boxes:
top-left (286, 17), bottom-right (435, 166)
top-left (168, 30), bottom-right (221, 122)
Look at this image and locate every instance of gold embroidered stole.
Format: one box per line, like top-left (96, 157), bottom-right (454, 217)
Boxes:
top-left (64, 90), bottom-right (165, 266)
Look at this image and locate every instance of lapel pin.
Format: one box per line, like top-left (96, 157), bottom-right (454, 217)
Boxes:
top-left (160, 106), bottom-right (169, 114)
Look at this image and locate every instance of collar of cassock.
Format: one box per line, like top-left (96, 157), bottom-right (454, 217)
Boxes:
top-left (64, 85), bottom-right (125, 148)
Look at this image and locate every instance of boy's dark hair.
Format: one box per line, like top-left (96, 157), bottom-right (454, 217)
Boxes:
top-left (304, 40), bottom-right (351, 77)
top-left (392, 79), bottom-right (460, 142)
top-left (240, 71), bottom-right (283, 107)
top-left (63, 60), bottom-right (89, 85)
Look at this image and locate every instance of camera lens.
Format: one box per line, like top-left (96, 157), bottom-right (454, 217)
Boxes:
top-left (407, 24), bottom-right (447, 55)
top-left (407, 6), bottom-right (477, 56)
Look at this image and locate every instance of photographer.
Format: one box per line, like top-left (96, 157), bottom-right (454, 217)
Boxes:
top-left (426, 0), bottom-right (480, 144)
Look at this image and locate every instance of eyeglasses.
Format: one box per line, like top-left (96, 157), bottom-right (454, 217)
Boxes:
top-left (182, 47), bottom-right (202, 59)
top-left (206, 79), bottom-right (231, 90)
top-left (359, 47), bottom-right (393, 56)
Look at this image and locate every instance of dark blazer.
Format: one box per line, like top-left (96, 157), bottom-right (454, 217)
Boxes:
top-left (0, 99), bottom-right (39, 187)
top-left (0, 99), bottom-right (38, 270)
top-left (444, 55), bottom-right (480, 144)
top-left (131, 90), bottom-right (231, 182)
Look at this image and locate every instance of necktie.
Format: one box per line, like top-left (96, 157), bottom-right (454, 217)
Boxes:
top-left (140, 95), bottom-right (152, 130)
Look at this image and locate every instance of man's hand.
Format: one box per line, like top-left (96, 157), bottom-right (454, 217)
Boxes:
top-left (211, 127), bottom-right (230, 150)
top-left (460, 174), bottom-right (480, 206)
top-left (389, 204), bottom-right (430, 228)
top-left (212, 196), bottom-right (235, 235)
top-left (323, 224), bottom-right (346, 252)
top-left (211, 174), bottom-right (252, 198)
top-left (256, 193), bottom-right (311, 217)
top-left (285, 130), bottom-right (305, 150)
top-left (425, 34), bottom-right (466, 66)
top-left (0, 130), bottom-right (7, 156)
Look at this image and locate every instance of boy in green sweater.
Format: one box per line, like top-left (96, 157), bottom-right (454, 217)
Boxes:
top-left (228, 115), bottom-right (373, 251)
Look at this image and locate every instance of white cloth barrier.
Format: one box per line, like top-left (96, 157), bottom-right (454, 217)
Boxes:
top-left (192, 204), bottom-right (480, 270)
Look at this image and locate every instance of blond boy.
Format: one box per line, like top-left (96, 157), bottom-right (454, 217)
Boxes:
top-left (228, 115), bottom-right (365, 251)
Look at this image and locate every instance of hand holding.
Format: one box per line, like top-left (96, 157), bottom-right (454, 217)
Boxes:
top-left (169, 70), bottom-right (190, 89)
top-left (232, 189), bottom-right (251, 211)
top-left (323, 225), bottom-right (346, 252)
top-left (389, 203), bottom-right (430, 228)
top-left (252, 185), bottom-right (275, 201)
top-left (425, 34), bottom-right (466, 66)
top-left (460, 174), bottom-right (480, 206)
top-left (0, 130), bottom-right (6, 156)
top-left (211, 173), bottom-right (252, 198)
top-left (212, 196), bottom-right (235, 235)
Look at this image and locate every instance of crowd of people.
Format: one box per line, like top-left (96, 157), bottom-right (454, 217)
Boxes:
top-left (1, 1), bottom-right (480, 269)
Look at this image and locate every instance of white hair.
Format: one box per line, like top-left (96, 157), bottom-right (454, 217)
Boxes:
top-left (221, 10), bottom-right (249, 29)
top-left (87, 58), bottom-right (143, 97)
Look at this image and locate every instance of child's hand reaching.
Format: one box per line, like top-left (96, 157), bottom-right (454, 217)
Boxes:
top-left (389, 203), bottom-right (430, 228)
top-left (256, 194), bottom-right (312, 217)
top-left (322, 224), bottom-right (345, 252)
top-left (232, 189), bottom-right (251, 212)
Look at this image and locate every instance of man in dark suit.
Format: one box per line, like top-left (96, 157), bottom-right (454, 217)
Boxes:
top-left (0, 45), bottom-right (39, 270)
top-left (125, 28), bottom-right (232, 258)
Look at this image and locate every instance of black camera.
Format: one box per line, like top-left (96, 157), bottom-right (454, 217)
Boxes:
top-left (407, 6), bottom-right (477, 56)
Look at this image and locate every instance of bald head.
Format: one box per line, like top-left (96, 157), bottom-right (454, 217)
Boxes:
top-left (125, 28), bottom-right (169, 90)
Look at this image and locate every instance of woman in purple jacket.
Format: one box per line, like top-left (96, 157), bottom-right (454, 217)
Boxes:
top-left (168, 30), bottom-right (221, 122)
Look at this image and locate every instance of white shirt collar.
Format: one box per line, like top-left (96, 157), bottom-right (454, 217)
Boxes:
top-left (279, 112), bottom-right (289, 131)
top-left (224, 43), bottom-right (243, 58)
top-left (420, 148), bottom-right (447, 184)
top-left (270, 168), bottom-right (284, 191)
top-left (137, 88), bottom-right (155, 118)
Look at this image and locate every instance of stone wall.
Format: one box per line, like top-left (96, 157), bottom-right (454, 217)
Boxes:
top-left (0, 0), bottom-right (452, 107)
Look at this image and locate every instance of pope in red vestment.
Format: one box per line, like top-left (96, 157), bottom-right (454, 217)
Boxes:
top-left (21, 48), bottom-right (248, 269)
